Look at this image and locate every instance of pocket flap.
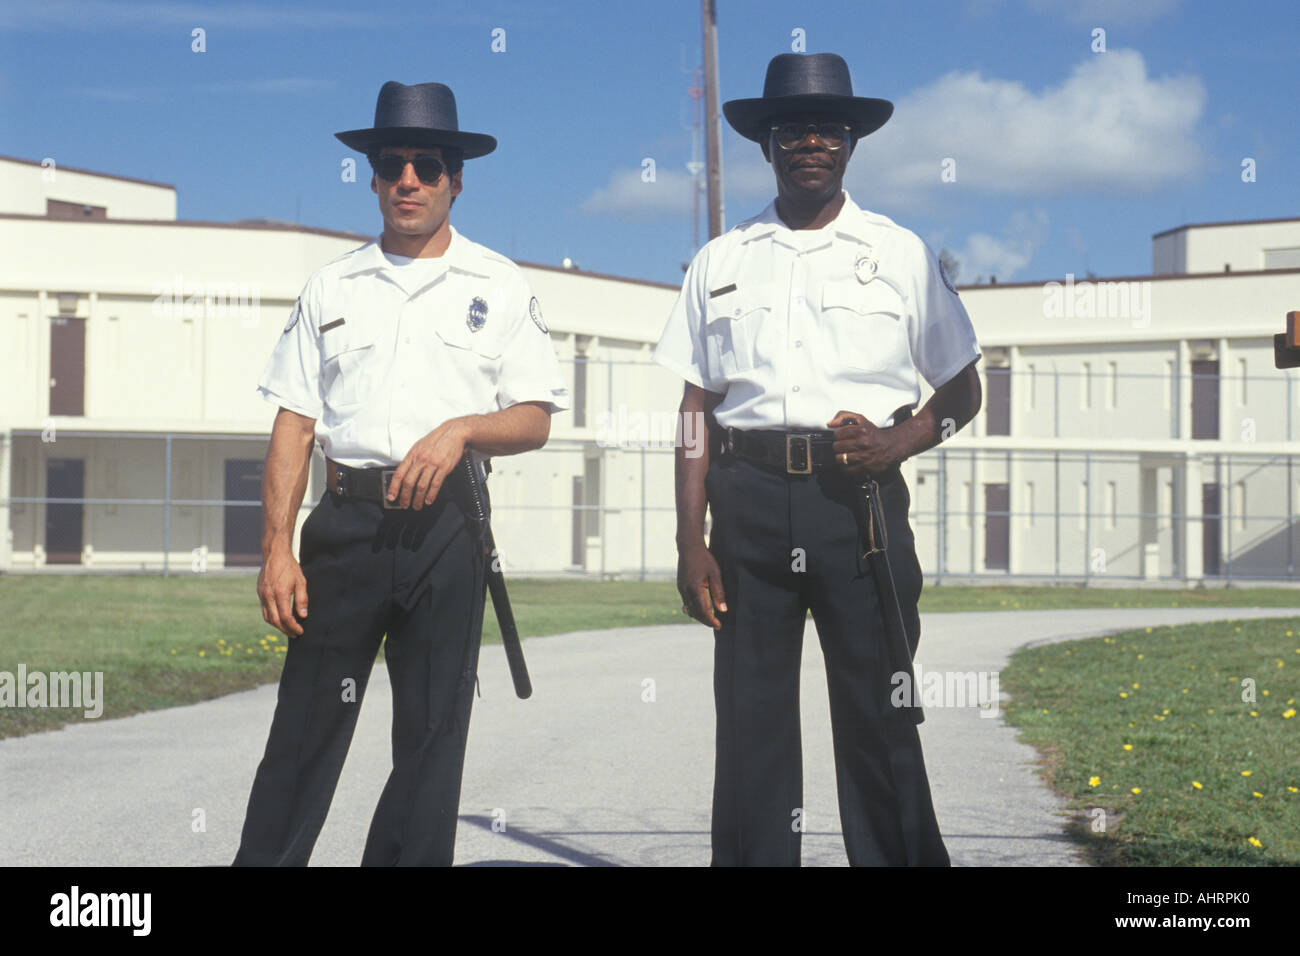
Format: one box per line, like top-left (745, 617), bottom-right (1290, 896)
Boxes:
top-left (706, 282), bottom-right (772, 325)
top-left (434, 320), bottom-right (503, 359)
top-left (822, 280), bottom-right (903, 317)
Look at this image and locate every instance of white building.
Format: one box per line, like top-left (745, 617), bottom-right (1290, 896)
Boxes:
top-left (2, 152), bottom-right (1299, 583)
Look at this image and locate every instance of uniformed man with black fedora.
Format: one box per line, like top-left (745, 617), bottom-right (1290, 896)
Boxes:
top-left (654, 52), bottom-right (983, 866)
top-left (233, 80), bottom-right (570, 866)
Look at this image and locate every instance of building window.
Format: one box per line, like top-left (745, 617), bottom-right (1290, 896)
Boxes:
top-left (1027, 363), bottom-right (1036, 409)
top-left (573, 355), bottom-right (588, 428)
top-left (983, 483), bottom-right (1009, 571)
top-left (1081, 361), bottom-right (1092, 410)
top-left (1191, 359), bottom-right (1219, 439)
top-left (986, 367), bottom-right (1010, 435)
top-left (1107, 361), bottom-right (1118, 410)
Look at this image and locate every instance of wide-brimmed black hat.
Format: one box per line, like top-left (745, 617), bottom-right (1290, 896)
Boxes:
top-left (334, 80), bottom-right (497, 158)
top-left (723, 53), bottom-right (893, 144)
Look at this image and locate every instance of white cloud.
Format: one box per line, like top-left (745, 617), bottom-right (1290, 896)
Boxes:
top-left (579, 167), bottom-right (700, 221)
top-left (950, 208), bottom-right (1050, 283)
top-left (846, 49), bottom-right (1206, 205)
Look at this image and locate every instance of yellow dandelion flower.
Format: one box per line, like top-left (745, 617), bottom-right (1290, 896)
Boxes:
top-left (1192, 781), bottom-right (1203, 790)
top-left (1288, 787), bottom-right (1298, 794)
top-left (1250, 711), bottom-right (1258, 717)
top-left (1137, 653), bottom-right (1144, 659)
top-left (1131, 787), bottom-right (1142, 794)
top-left (1123, 744), bottom-right (1133, 751)
top-left (1120, 692), bottom-right (1128, 698)
top-left (1241, 770), bottom-right (1252, 777)
top-left (1162, 709), bottom-right (1171, 715)
top-left (1252, 792), bottom-right (1263, 798)
top-left (1283, 709), bottom-right (1296, 719)
top-left (1132, 683), bottom-right (1140, 689)
top-left (1089, 776), bottom-right (1100, 787)
top-left (1248, 837), bottom-right (1262, 848)
top-left (1181, 688), bottom-right (1189, 694)
top-left (198, 650), bottom-right (206, 658)
top-left (1145, 627), bottom-right (1152, 633)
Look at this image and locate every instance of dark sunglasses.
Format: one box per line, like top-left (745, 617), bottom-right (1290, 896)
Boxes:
top-left (370, 153), bottom-right (446, 184)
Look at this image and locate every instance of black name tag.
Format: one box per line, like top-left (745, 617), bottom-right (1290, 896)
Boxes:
top-left (708, 283), bottom-right (737, 299)
top-left (320, 318), bottom-right (346, 333)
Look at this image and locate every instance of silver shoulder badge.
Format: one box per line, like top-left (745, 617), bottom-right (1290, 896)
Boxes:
top-left (939, 259), bottom-right (959, 296)
top-left (283, 297), bottom-right (301, 334)
top-left (529, 296), bottom-right (548, 333)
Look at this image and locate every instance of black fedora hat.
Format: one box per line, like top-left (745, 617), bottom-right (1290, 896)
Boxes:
top-left (723, 53), bottom-right (893, 144)
top-left (335, 80), bottom-right (497, 158)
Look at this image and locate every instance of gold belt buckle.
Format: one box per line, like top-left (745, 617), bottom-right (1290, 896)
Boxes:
top-left (785, 434), bottom-right (813, 475)
top-left (380, 469), bottom-right (402, 509)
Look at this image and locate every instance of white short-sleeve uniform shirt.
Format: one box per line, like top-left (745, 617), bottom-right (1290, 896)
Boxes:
top-left (257, 225), bottom-right (571, 467)
top-left (652, 191), bottom-right (981, 430)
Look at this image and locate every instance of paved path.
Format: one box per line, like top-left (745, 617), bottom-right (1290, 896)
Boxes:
top-left (3, 606), bottom-right (1296, 866)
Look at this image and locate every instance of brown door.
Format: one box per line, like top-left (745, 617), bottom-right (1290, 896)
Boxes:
top-left (223, 460), bottom-right (264, 567)
top-left (46, 458), bottom-right (84, 564)
top-left (49, 316), bottom-right (86, 416)
top-left (984, 483), bottom-right (1010, 571)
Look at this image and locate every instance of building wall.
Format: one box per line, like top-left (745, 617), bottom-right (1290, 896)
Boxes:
top-left (0, 156), bottom-right (176, 220)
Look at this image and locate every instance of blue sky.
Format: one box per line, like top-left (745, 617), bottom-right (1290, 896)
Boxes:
top-left (3, 0), bottom-right (1296, 286)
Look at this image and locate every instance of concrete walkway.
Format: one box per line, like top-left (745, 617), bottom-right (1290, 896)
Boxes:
top-left (2, 606), bottom-right (1296, 866)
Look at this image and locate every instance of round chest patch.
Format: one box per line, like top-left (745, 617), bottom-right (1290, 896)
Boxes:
top-left (529, 296), bottom-right (548, 333)
top-left (283, 298), bottom-right (301, 334)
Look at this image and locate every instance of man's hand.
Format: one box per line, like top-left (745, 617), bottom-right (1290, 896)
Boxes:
top-left (259, 547), bottom-right (308, 637)
top-left (389, 419), bottom-right (471, 509)
top-left (828, 409), bottom-right (902, 477)
top-left (677, 541), bottom-right (727, 630)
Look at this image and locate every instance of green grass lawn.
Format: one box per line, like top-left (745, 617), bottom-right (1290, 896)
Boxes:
top-left (1001, 617), bottom-right (1300, 866)
top-left (1, 574), bottom-right (1297, 741)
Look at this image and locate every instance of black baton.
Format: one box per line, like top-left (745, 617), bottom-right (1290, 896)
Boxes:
top-left (840, 420), bottom-right (923, 725)
top-left (457, 453), bottom-right (532, 700)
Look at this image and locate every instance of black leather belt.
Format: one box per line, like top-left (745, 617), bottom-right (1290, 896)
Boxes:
top-left (326, 458), bottom-right (407, 509)
top-left (723, 406), bottom-right (912, 477)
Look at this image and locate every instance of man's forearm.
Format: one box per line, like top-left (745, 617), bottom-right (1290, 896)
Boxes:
top-left (262, 410), bottom-right (315, 557)
top-left (455, 400), bottom-right (552, 457)
top-left (889, 362), bottom-right (982, 464)
top-left (675, 385), bottom-right (717, 550)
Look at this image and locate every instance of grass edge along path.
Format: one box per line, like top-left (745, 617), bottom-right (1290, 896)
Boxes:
top-left (2, 575), bottom-right (1299, 741)
top-left (1000, 616), bottom-right (1300, 866)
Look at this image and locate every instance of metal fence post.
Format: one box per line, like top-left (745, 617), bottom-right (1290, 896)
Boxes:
top-left (162, 434), bottom-right (173, 576)
top-left (1084, 449), bottom-right (1091, 585)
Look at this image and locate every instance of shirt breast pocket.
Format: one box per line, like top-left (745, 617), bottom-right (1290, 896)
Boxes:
top-left (705, 283), bottom-right (771, 377)
top-left (819, 281), bottom-right (909, 375)
top-left (433, 320), bottom-right (504, 363)
top-left (320, 321), bottom-right (377, 407)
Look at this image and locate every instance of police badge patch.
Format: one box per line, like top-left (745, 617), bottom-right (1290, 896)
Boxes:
top-left (529, 296), bottom-right (548, 333)
top-left (466, 296), bottom-right (488, 332)
top-left (283, 297), bottom-right (301, 334)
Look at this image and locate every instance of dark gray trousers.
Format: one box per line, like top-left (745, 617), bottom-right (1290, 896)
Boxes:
top-left (706, 453), bottom-right (949, 866)
top-left (233, 489), bottom-right (486, 866)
